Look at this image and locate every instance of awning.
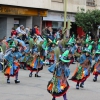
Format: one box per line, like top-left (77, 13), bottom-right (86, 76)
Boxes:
top-left (0, 5), bottom-right (48, 17)
top-left (43, 12), bottom-right (75, 22)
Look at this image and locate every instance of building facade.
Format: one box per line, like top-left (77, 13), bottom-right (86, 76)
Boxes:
top-left (0, 0), bottom-right (51, 38)
top-left (42, 0), bottom-right (100, 36)
top-left (0, 0), bottom-right (100, 38)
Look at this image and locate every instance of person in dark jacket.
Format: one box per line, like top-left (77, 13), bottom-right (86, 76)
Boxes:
top-left (42, 27), bottom-right (48, 37)
top-left (47, 27), bottom-right (54, 41)
top-left (31, 25), bottom-right (37, 36)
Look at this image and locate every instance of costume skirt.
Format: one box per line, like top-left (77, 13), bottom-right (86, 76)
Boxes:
top-left (92, 63), bottom-right (100, 75)
top-left (27, 64), bottom-right (43, 72)
top-left (4, 62), bottom-right (20, 77)
top-left (70, 67), bottom-right (90, 83)
top-left (47, 80), bottom-right (69, 97)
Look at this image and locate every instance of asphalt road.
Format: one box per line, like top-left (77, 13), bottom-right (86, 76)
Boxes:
top-left (0, 63), bottom-right (100, 100)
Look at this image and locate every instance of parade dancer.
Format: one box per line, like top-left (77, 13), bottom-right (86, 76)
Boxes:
top-left (20, 49), bottom-right (30, 70)
top-left (26, 36), bottom-right (45, 77)
top-left (0, 45), bottom-right (4, 71)
top-left (47, 50), bottom-right (72, 100)
top-left (74, 41), bottom-right (82, 62)
top-left (83, 34), bottom-right (91, 50)
top-left (4, 45), bottom-right (22, 84)
top-left (42, 37), bottom-right (50, 64)
top-left (91, 40), bottom-right (100, 82)
top-left (92, 50), bottom-right (100, 82)
top-left (66, 35), bottom-right (75, 51)
top-left (27, 52), bottom-right (44, 77)
top-left (47, 40), bottom-right (57, 65)
top-left (70, 43), bottom-right (93, 89)
top-left (65, 35), bottom-right (76, 64)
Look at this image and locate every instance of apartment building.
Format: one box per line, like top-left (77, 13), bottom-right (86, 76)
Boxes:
top-left (43, 0), bottom-right (100, 36)
top-left (0, 0), bottom-right (51, 38)
top-left (0, 0), bottom-right (100, 38)
top-left (43, 0), bottom-right (86, 35)
top-left (86, 0), bottom-right (100, 10)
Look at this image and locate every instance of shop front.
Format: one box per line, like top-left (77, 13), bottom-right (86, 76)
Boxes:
top-left (0, 5), bottom-right (48, 38)
top-left (43, 11), bottom-right (75, 30)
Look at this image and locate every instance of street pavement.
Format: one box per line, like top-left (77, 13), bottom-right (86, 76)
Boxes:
top-left (0, 63), bottom-right (100, 100)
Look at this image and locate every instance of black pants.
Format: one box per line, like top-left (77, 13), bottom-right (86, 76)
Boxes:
top-left (22, 34), bottom-right (26, 41)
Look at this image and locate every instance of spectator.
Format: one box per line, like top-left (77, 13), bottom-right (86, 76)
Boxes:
top-left (16, 25), bottom-right (27, 40)
top-left (55, 28), bottom-right (61, 40)
top-left (25, 27), bottom-right (30, 37)
top-left (11, 27), bottom-right (17, 37)
top-left (42, 27), bottom-right (48, 37)
top-left (47, 27), bottom-right (53, 36)
top-left (16, 25), bottom-right (24, 34)
top-left (35, 26), bottom-right (41, 36)
top-left (29, 29), bottom-right (32, 36)
top-left (31, 25), bottom-right (37, 36)
top-left (1, 36), bottom-right (8, 54)
top-left (47, 27), bottom-right (54, 40)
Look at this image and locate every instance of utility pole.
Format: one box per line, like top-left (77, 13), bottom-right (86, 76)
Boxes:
top-left (64, 0), bottom-right (67, 29)
top-left (63, 0), bottom-right (67, 39)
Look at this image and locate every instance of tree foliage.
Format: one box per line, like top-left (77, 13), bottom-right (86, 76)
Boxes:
top-left (75, 9), bottom-right (100, 34)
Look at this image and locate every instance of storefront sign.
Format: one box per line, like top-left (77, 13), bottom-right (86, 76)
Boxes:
top-left (43, 12), bottom-right (75, 22)
top-left (0, 5), bottom-right (48, 16)
top-left (14, 20), bottom-right (19, 24)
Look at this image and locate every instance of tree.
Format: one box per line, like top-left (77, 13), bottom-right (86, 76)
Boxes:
top-left (75, 9), bottom-right (100, 38)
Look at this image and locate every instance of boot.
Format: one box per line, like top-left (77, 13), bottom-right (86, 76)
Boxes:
top-left (93, 77), bottom-right (97, 82)
top-left (63, 93), bottom-right (68, 100)
top-left (7, 79), bottom-right (10, 84)
top-left (23, 67), bottom-right (27, 70)
top-left (29, 73), bottom-right (32, 77)
top-left (52, 97), bottom-right (56, 100)
top-left (80, 83), bottom-right (84, 88)
top-left (35, 74), bottom-right (41, 77)
top-left (76, 84), bottom-right (79, 89)
top-left (15, 80), bottom-right (20, 84)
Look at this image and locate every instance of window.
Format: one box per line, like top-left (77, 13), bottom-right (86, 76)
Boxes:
top-left (52, 22), bottom-right (63, 29)
top-left (51, 0), bottom-right (63, 3)
top-left (52, 22), bottom-right (58, 28)
top-left (86, 0), bottom-right (96, 7)
top-left (14, 18), bottom-right (20, 29)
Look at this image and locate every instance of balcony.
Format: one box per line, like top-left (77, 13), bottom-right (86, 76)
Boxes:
top-left (86, 1), bottom-right (96, 7)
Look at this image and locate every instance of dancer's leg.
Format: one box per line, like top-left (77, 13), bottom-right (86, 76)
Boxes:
top-left (63, 93), bottom-right (68, 100)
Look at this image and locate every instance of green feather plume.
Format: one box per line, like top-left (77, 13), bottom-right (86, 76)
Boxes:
top-left (54, 47), bottom-right (61, 62)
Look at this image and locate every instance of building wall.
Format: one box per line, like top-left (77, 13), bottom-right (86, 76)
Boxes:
top-left (6, 16), bottom-right (33, 38)
top-left (33, 16), bottom-right (42, 33)
top-left (51, 0), bottom-right (100, 12)
top-left (86, 0), bottom-right (100, 10)
top-left (50, 0), bottom-right (86, 12)
top-left (7, 17), bottom-right (14, 38)
top-left (26, 17), bottom-right (33, 28)
top-left (68, 0), bottom-right (86, 12)
top-left (0, 0), bottom-right (51, 9)
top-left (1, 0), bottom-right (100, 39)
top-left (95, 0), bottom-right (100, 10)
top-left (20, 18), bottom-right (26, 28)
top-left (0, 17), bottom-right (7, 39)
top-left (0, 15), bottom-right (43, 38)
top-left (1, 0), bottom-right (100, 13)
